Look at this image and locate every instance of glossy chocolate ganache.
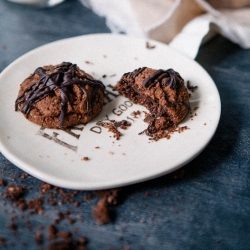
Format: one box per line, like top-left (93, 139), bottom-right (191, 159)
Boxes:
top-left (15, 62), bottom-right (105, 128)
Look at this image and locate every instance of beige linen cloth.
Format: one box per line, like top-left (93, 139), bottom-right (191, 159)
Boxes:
top-left (81, 0), bottom-right (250, 58)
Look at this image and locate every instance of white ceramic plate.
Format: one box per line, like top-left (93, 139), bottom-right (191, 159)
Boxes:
top-left (0, 34), bottom-right (220, 190)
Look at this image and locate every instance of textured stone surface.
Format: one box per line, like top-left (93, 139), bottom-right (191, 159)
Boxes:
top-left (1, 0), bottom-right (250, 249)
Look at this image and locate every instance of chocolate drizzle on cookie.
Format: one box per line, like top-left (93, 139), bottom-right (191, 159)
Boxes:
top-left (15, 62), bottom-right (105, 128)
top-left (126, 67), bottom-right (146, 80)
top-left (142, 69), bottom-right (183, 89)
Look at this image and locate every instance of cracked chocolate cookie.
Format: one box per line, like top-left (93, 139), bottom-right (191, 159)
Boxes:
top-left (15, 62), bottom-right (105, 129)
top-left (113, 67), bottom-right (190, 138)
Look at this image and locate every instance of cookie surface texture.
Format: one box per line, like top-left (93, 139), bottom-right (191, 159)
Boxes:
top-left (15, 62), bottom-right (105, 129)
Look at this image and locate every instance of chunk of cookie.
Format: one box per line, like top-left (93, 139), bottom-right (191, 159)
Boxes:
top-left (15, 62), bottom-right (105, 129)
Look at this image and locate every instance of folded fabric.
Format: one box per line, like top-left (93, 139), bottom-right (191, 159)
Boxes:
top-left (81, 0), bottom-right (250, 58)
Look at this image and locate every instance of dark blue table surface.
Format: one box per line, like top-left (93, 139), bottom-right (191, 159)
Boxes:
top-left (1, 0), bottom-right (250, 249)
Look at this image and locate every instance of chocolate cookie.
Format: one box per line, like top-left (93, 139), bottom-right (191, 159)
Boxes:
top-left (113, 67), bottom-right (190, 137)
top-left (15, 62), bottom-right (105, 129)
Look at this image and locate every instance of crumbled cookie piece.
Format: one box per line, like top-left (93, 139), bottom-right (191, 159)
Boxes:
top-left (97, 119), bottom-right (131, 140)
top-left (93, 189), bottom-right (121, 205)
top-left (114, 67), bottom-right (190, 140)
top-left (93, 199), bottom-right (112, 225)
top-left (187, 80), bottom-right (198, 92)
top-left (0, 179), bottom-right (6, 186)
top-left (5, 185), bottom-right (25, 201)
top-left (40, 182), bottom-right (52, 194)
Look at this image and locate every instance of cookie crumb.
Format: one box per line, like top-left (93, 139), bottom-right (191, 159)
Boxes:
top-left (8, 222), bottom-right (17, 233)
top-left (40, 182), bottom-right (52, 194)
top-left (0, 179), bottom-right (6, 186)
top-left (0, 237), bottom-right (6, 247)
top-left (27, 197), bottom-right (44, 214)
top-left (146, 41), bottom-right (156, 49)
top-left (93, 189), bottom-right (121, 205)
top-left (5, 185), bottom-right (25, 201)
top-left (131, 110), bottom-right (141, 118)
top-left (97, 119), bottom-right (131, 140)
top-left (114, 120), bottom-right (131, 130)
top-left (93, 199), bottom-right (112, 225)
top-left (187, 81), bottom-right (198, 92)
top-left (85, 60), bottom-right (93, 65)
top-left (21, 173), bottom-right (29, 179)
top-left (35, 231), bottom-right (43, 245)
top-left (48, 224), bottom-right (58, 239)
